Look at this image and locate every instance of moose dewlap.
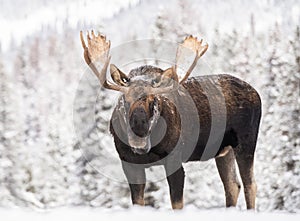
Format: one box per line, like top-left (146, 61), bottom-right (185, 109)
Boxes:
top-left (80, 31), bottom-right (261, 210)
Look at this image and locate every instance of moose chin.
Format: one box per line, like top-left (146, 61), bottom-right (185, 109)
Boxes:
top-left (80, 31), bottom-right (261, 210)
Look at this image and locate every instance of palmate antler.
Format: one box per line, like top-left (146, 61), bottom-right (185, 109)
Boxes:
top-left (80, 31), bottom-right (128, 92)
top-left (80, 31), bottom-right (208, 94)
top-left (175, 36), bottom-right (208, 83)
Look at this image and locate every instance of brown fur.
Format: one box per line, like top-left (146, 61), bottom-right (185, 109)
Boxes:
top-left (110, 66), bottom-right (261, 210)
top-left (216, 147), bottom-right (241, 207)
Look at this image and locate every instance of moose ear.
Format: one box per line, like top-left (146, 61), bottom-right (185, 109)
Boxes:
top-left (161, 67), bottom-right (178, 82)
top-left (110, 64), bottom-right (130, 86)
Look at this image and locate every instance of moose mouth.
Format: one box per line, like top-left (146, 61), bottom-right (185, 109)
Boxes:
top-left (116, 96), bottom-right (161, 155)
top-left (127, 108), bottom-right (161, 155)
top-left (128, 132), bottom-right (151, 155)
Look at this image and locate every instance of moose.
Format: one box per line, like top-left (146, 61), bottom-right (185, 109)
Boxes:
top-left (80, 31), bottom-right (261, 210)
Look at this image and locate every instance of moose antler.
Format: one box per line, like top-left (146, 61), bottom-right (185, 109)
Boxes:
top-left (176, 36), bottom-right (208, 83)
top-left (80, 30), bottom-right (128, 92)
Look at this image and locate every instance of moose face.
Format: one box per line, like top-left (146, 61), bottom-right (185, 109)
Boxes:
top-left (112, 66), bottom-right (175, 154)
top-left (80, 31), bottom-right (208, 154)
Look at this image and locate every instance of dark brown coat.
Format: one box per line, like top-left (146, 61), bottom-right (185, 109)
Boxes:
top-left (110, 71), bottom-right (261, 209)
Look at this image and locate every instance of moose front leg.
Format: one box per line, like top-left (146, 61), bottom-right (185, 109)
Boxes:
top-left (121, 162), bottom-right (146, 206)
top-left (164, 165), bottom-right (185, 209)
top-left (129, 183), bottom-right (145, 206)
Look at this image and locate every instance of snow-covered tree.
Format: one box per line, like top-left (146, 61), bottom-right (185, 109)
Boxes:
top-left (0, 53), bottom-right (17, 206)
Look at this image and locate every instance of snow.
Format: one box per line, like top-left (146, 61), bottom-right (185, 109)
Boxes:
top-left (0, 0), bottom-right (299, 215)
top-left (0, 207), bottom-right (300, 221)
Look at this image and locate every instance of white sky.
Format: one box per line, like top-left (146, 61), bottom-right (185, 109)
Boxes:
top-left (0, 0), bottom-right (139, 51)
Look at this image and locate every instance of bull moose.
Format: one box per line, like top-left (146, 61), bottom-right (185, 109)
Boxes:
top-left (80, 31), bottom-right (261, 210)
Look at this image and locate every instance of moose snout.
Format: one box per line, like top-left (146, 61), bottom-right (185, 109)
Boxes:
top-left (129, 107), bottom-right (149, 137)
top-left (131, 147), bottom-right (149, 155)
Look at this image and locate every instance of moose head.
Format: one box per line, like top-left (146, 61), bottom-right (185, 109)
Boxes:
top-left (80, 31), bottom-right (208, 155)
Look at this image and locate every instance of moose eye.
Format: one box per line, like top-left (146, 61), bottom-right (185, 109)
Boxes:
top-left (151, 77), bottom-right (161, 87)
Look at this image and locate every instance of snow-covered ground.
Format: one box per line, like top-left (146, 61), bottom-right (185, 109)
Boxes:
top-left (1, 207), bottom-right (300, 221)
top-left (0, 0), bottom-right (299, 214)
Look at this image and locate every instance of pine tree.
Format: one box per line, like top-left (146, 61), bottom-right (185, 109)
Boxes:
top-left (257, 23), bottom-right (300, 212)
top-left (0, 53), bottom-right (16, 206)
top-left (277, 25), bottom-right (300, 212)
